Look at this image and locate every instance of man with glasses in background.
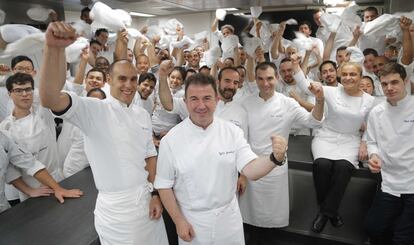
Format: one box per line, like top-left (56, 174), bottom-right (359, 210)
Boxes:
top-left (0, 55), bottom-right (38, 122)
top-left (0, 72), bottom-right (63, 205)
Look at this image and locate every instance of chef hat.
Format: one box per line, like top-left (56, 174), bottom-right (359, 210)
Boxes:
top-left (221, 34), bottom-right (239, 57)
top-left (340, 3), bottom-right (361, 30)
top-left (347, 46), bottom-right (364, 64)
top-left (216, 9), bottom-right (227, 21)
top-left (250, 6), bottom-right (262, 18)
top-left (286, 18), bottom-right (298, 25)
top-left (90, 2), bottom-right (131, 31)
top-left (65, 37), bottom-right (89, 64)
top-left (163, 18), bottom-right (183, 35)
top-left (0, 33), bottom-right (45, 58)
top-left (243, 36), bottom-right (262, 58)
top-left (363, 14), bottom-right (399, 36)
top-left (27, 7), bottom-right (54, 22)
top-left (293, 32), bottom-right (313, 51)
top-left (171, 35), bottom-right (194, 49)
top-left (204, 46), bottom-right (222, 68)
top-left (320, 13), bottom-right (342, 33)
top-left (0, 9), bottom-right (5, 25)
top-left (72, 20), bottom-right (92, 38)
top-left (145, 25), bottom-right (164, 40)
top-left (0, 24), bottom-right (42, 43)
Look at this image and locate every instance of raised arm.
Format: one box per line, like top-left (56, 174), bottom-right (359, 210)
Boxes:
top-left (211, 18), bottom-right (219, 33)
top-left (349, 26), bottom-right (361, 47)
top-left (400, 16), bottom-right (413, 65)
top-left (270, 22), bottom-right (286, 59)
top-left (73, 47), bottom-right (89, 85)
top-left (158, 60), bottom-right (175, 111)
top-left (39, 22), bottom-right (76, 112)
top-left (114, 29), bottom-right (128, 62)
top-left (323, 32), bottom-right (336, 61)
top-left (242, 135), bottom-right (287, 180)
top-left (246, 55), bottom-right (255, 83)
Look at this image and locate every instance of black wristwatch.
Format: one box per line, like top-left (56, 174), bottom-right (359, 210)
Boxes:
top-left (151, 190), bottom-right (159, 197)
top-left (270, 153), bottom-right (285, 166)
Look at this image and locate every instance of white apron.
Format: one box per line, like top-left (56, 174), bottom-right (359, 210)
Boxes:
top-left (312, 87), bottom-right (374, 167)
top-left (180, 196), bottom-right (244, 245)
top-left (94, 184), bottom-right (168, 245)
top-left (239, 162), bottom-right (289, 228)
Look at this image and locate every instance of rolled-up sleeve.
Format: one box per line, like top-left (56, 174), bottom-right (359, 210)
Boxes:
top-left (154, 139), bottom-right (175, 189)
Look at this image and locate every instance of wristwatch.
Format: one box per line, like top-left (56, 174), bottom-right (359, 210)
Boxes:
top-left (270, 153), bottom-right (285, 166)
top-left (151, 190), bottom-right (159, 197)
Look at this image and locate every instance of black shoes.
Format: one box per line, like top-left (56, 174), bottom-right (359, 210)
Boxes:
top-left (311, 213), bottom-right (328, 233)
top-left (330, 215), bottom-right (344, 228)
top-left (311, 213), bottom-right (345, 233)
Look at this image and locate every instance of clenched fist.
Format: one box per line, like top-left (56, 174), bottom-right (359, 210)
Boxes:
top-left (271, 134), bottom-right (288, 162)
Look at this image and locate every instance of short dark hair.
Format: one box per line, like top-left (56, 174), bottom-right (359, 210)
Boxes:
top-left (218, 67), bottom-right (239, 81)
top-left (6, 73), bottom-right (34, 92)
top-left (90, 40), bottom-right (102, 47)
top-left (236, 65), bottom-right (246, 73)
top-left (81, 7), bottom-right (90, 15)
top-left (378, 62), bottom-right (407, 80)
top-left (199, 65), bottom-right (211, 73)
top-left (362, 76), bottom-right (375, 87)
top-left (299, 20), bottom-right (312, 29)
top-left (280, 57), bottom-right (293, 65)
top-left (319, 60), bottom-right (337, 72)
top-left (363, 48), bottom-right (378, 57)
top-left (95, 28), bottom-right (108, 37)
top-left (87, 88), bottom-right (106, 99)
top-left (86, 68), bottom-right (106, 82)
top-left (185, 68), bottom-right (197, 80)
top-left (171, 66), bottom-right (186, 81)
top-left (11, 56), bottom-right (34, 69)
top-left (336, 46), bottom-right (348, 53)
top-left (255, 62), bottom-right (278, 77)
top-left (185, 73), bottom-right (217, 97)
top-left (363, 6), bottom-right (378, 15)
top-left (138, 72), bottom-right (157, 85)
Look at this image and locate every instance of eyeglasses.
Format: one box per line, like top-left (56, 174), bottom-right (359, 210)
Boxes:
top-left (11, 87), bottom-right (34, 95)
top-left (14, 66), bottom-right (34, 73)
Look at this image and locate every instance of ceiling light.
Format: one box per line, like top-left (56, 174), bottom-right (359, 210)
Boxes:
top-left (222, 8), bottom-right (238, 11)
top-left (129, 12), bottom-right (155, 17)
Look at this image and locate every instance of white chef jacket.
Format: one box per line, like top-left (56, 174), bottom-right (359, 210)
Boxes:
top-left (155, 117), bottom-right (257, 210)
top-left (316, 25), bottom-right (353, 62)
top-left (276, 80), bottom-right (316, 136)
top-left (152, 89), bottom-right (183, 135)
top-left (132, 92), bottom-right (154, 116)
top-left (0, 106), bottom-right (62, 201)
top-left (0, 130), bottom-right (44, 213)
top-left (155, 117), bottom-right (257, 244)
top-left (367, 95), bottom-right (414, 195)
top-left (293, 69), bottom-right (375, 167)
top-left (62, 125), bottom-right (89, 178)
top-left (171, 97), bottom-right (248, 137)
top-left (233, 80), bottom-right (259, 103)
top-left (55, 92), bottom-right (168, 245)
top-left (239, 92), bottom-right (323, 228)
top-left (56, 92), bottom-right (156, 192)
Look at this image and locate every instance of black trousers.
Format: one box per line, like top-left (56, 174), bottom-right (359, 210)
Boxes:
top-left (365, 190), bottom-right (414, 245)
top-left (312, 158), bottom-right (355, 217)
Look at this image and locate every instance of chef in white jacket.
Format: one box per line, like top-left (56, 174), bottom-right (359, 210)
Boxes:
top-left (0, 130), bottom-right (82, 213)
top-left (293, 61), bottom-right (375, 233)
top-left (39, 22), bottom-right (168, 245)
top-left (154, 72), bottom-right (289, 245)
top-left (0, 73), bottom-right (62, 201)
top-left (238, 62), bottom-right (324, 239)
top-left (365, 62), bottom-right (414, 245)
